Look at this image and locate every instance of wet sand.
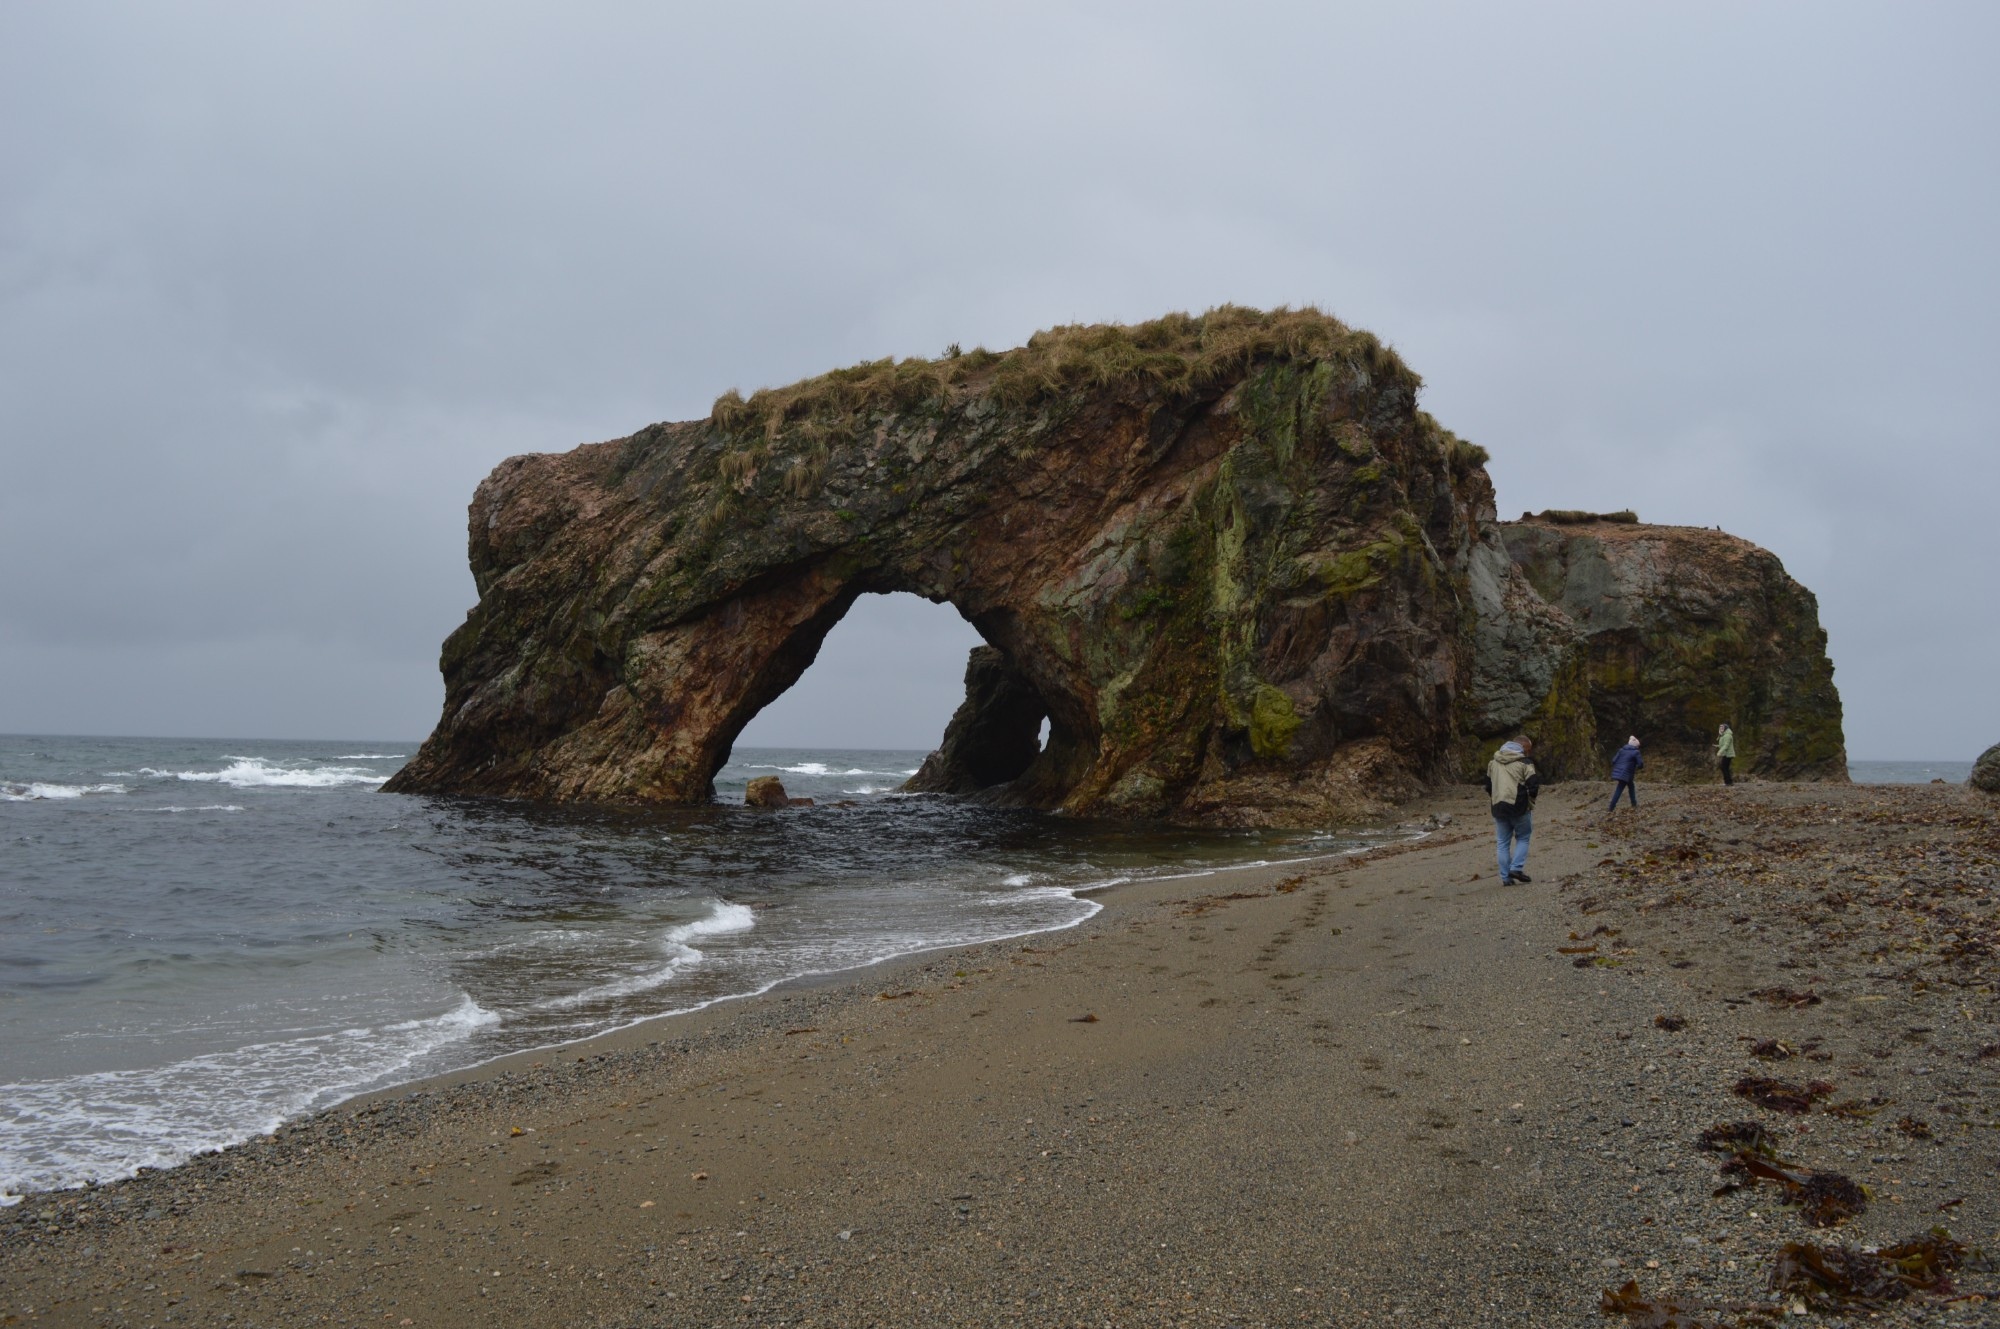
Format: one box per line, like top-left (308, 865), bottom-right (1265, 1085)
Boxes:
top-left (4, 780), bottom-right (1996, 1327)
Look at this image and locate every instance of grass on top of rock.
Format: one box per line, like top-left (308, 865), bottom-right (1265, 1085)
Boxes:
top-left (709, 305), bottom-right (1425, 445)
top-left (1529, 508), bottom-right (1640, 525)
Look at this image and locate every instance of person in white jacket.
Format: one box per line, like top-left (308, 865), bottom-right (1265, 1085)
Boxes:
top-left (1483, 737), bottom-right (1540, 885)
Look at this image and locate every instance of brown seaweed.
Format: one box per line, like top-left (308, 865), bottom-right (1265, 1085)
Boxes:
top-left (1696, 1121), bottom-right (1777, 1157)
top-left (1599, 1280), bottom-right (1778, 1328)
top-left (1747, 987), bottom-right (1822, 1008)
top-left (1767, 1229), bottom-right (1972, 1309)
top-left (1654, 1014), bottom-right (1688, 1032)
top-left (1731, 1076), bottom-right (1833, 1114)
top-left (1716, 1152), bottom-right (1868, 1227)
top-left (1821, 1097), bottom-right (1884, 1121)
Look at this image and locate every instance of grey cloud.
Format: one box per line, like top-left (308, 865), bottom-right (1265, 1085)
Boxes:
top-left (3, 2), bottom-right (1994, 756)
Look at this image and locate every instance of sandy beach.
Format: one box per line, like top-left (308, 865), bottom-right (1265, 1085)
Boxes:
top-left (4, 779), bottom-right (1995, 1327)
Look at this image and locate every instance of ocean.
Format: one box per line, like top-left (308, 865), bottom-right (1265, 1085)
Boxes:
top-left (1, 735), bottom-right (1384, 1202)
top-left (1847, 759), bottom-right (1975, 784)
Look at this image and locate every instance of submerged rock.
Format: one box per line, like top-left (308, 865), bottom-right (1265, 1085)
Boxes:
top-left (384, 307), bottom-right (1846, 822)
top-left (1971, 743), bottom-right (2000, 794)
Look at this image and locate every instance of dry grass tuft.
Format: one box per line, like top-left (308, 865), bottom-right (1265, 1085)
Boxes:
top-left (707, 306), bottom-right (1422, 448)
top-left (782, 442), bottom-right (831, 498)
top-left (1532, 508), bottom-right (1639, 525)
top-left (1416, 409), bottom-right (1489, 472)
top-left (717, 446), bottom-right (765, 485)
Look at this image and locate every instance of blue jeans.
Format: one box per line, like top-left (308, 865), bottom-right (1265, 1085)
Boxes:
top-left (1493, 808), bottom-right (1532, 880)
top-left (1609, 779), bottom-right (1638, 809)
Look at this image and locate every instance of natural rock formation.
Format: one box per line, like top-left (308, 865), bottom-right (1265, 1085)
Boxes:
top-left (1972, 743), bottom-right (2000, 795)
top-left (1457, 527), bottom-right (1598, 780)
top-left (384, 307), bottom-right (1847, 823)
top-left (906, 647), bottom-right (1047, 795)
top-left (744, 776), bottom-right (790, 808)
top-left (1477, 516), bottom-right (1847, 781)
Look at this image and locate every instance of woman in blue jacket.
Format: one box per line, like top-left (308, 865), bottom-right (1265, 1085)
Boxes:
top-left (1608, 736), bottom-right (1643, 809)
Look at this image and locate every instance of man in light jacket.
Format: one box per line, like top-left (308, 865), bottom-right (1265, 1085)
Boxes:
top-left (1715, 723), bottom-right (1736, 786)
top-left (1484, 737), bottom-right (1540, 885)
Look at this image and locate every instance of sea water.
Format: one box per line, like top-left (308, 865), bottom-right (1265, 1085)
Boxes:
top-left (1, 735), bottom-right (1387, 1200)
top-left (1847, 759), bottom-right (1974, 784)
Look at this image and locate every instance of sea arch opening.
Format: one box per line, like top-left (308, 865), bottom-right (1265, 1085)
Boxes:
top-left (727, 590), bottom-right (996, 791)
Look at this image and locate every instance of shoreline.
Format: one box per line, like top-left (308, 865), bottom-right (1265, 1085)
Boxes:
top-left (3, 827), bottom-right (1426, 1207)
top-left (0, 813), bottom-right (1413, 1207)
top-left (357, 832), bottom-right (1434, 1121)
top-left (5, 780), bottom-right (1994, 1326)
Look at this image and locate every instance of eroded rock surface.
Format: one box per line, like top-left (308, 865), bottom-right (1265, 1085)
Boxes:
top-left (1494, 517), bottom-right (1846, 780)
top-left (744, 776), bottom-right (790, 808)
top-left (1972, 743), bottom-right (2000, 794)
top-left (906, 647), bottom-right (1048, 796)
top-left (385, 308), bottom-right (1846, 822)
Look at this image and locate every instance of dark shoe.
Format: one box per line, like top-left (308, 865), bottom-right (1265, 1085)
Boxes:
top-left (1510, 870), bottom-right (1532, 883)
top-left (1498, 874), bottom-right (1513, 886)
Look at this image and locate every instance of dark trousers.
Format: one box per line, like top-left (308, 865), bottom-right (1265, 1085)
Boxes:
top-left (1720, 757), bottom-right (1733, 786)
top-left (1609, 779), bottom-right (1638, 809)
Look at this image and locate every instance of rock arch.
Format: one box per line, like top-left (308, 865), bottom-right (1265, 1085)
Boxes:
top-left (384, 307), bottom-right (1845, 822)
top-left (386, 309), bottom-right (1481, 823)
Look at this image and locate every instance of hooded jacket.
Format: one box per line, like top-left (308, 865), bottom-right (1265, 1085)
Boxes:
top-left (1610, 742), bottom-right (1644, 782)
top-left (1716, 728), bottom-right (1736, 760)
top-left (1485, 743), bottom-right (1540, 817)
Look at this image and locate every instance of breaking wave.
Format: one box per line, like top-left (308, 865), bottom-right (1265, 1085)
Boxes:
top-left (143, 758), bottom-right (387, 789)
top-left (531, 901), bottom-right (757, 1011)
top-left (0, 996), bottom-right (498, 1200)
top-left (1, 781), bottom-right (128, 801)
top-left (741, 762), bottom-right (914, 777)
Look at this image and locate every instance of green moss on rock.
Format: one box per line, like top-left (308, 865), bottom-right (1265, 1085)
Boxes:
top-left (1249, 686), bottom-right (1302, 759)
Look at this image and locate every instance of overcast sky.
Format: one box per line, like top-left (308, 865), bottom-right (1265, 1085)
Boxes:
top-left (3, 3), bottom-right (1993, 759)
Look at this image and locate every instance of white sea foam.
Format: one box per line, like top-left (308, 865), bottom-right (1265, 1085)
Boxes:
top-left (740, 762), bottom-right (910, 778)
top-left (0, 781), bottom-right (128, 801)
top-left (0, 996), bottom-right (498, 1200)
top-left (142, 758), bottom-right (385, 789)
top-left (1000, 872), bottom-right (1035, 887)
top-left (529, 901), bottom-right (756, 1012)
top-left (668, 901), bottom-right (757, 945)
top-left (335, 753), bottom-right (405, 760)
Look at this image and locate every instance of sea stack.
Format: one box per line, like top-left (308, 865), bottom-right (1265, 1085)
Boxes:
top-left (383, 307), bottom-right (1846, 824)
